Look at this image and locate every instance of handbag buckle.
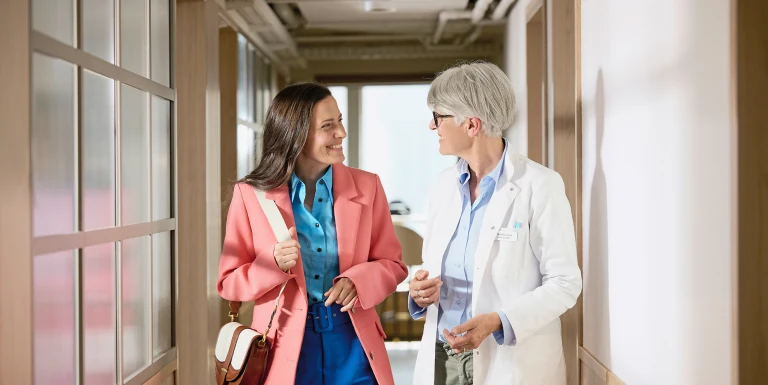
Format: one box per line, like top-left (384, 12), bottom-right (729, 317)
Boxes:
top-left (228, 311), bottom-right (238, 322)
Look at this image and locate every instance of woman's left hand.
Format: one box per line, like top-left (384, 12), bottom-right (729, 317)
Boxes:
top-left (324, 277), bottom-right (357, 312)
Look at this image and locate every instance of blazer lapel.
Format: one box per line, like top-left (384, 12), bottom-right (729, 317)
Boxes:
top-left (332, 164), bottom-right (362, 274)
top-left (265, 185), bottom-right (307, 302)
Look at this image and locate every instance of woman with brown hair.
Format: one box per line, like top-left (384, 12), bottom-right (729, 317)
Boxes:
top-left (217, 82), bottom-right (407, 385)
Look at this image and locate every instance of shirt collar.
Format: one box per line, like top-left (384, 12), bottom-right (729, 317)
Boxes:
top-left (290, 166), bottom-right (334, 203)
top-left (457, 138), bottom-right (508, 186)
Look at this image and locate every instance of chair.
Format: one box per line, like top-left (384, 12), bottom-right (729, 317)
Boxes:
top-left (377, 224), bottom-right (425, 340)
top-left (393, 224), bottom-right (423, 266)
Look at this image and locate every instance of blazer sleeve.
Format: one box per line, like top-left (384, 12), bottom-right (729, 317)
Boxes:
top-left (217, 184), bottom-right (292, 302)
top-left (338, 175), bottom-right (408, 310)
top-left (501, 172), bottom-right (583, 344)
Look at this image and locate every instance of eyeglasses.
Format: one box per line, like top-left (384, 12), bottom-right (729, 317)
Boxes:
top-left (432, 111), bottom-right (454, 128)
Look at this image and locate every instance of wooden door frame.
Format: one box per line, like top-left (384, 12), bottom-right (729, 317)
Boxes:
top-left (545, 1), bottom-right (582, 384)
top-left (175, 0), bottom-right (222, 383)
top-left (734, 0), bottom-right (768, 384)
top-left (0, 0), bottom-right (33, 383)
top-left (526, 0), bottom-right (583, 383)
top-left (526, 0), bottom-right (548, 166)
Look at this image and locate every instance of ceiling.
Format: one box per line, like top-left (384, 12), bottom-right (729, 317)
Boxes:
top-left (222, 0), bottom-right (514, 75)
top-left (290, 0), bottom-right (469, 30)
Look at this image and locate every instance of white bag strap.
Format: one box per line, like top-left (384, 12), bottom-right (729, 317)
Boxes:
top-left (227, 186), bottom-right (291, 338)
top-left (252, 188), bottom-right (292, 243)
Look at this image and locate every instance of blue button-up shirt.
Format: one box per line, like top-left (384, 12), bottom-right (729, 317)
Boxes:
top-left (289, 167), bottom-right (340, 305)
top-left (410, 141), bottom-right (516, 346)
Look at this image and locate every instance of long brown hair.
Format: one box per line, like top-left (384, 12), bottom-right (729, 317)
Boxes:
top-left (240, 82), bottom-right (332, 190)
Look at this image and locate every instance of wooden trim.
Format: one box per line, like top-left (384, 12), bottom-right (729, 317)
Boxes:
top-left (0, 0), bottom-right (32, 383)
top-left (219, 25), bottom-right (239, 326)
top-left (31, 32), bottom-right (176, 101)
top-left (574, 0), bottom-right (584, 352)
top-left (32, 218), bottom-right (176, 255)
top-left (123, 348), bottom-right (177, 385)
top-left (175, 0), bottom-right (222, 384)
top-left (526, 3), bottom-right (547, 165)
top-left (736, 0), bottom-right (768, 384)
top-left (527, 0), bottom-right (545, 21)
top-left (346, 86), bottom-right (362, 168)
top-left (579, 347), bottom-right (626, 385)
top-left (728, 0), bottom-right (739, 383)
top-left (578, 347), bottom-right (607, 382)
top-left (141, 360), bottom-right (177, 385)
top-left (220, 25), bottom-right (239, 198)
top-left (549, 1), bottom-right (581, 385)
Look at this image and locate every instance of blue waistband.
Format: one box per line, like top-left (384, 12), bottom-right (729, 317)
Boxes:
top-left (305, 302), bottom-right (352, 333)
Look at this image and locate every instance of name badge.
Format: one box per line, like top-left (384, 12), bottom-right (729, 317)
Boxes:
top-left (496, 227), bottom-right (519, 242)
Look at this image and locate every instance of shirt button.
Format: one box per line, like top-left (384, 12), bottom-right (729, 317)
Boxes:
top-left (319, 180), bottom-right (325, 185)
top-left (315, 223), bottom-right (320, 227)
top-left (312, 297), bottom-right (318, 302)
top-left (318, 198), bottom-right (323, 202)
top-left (314, 275), bottom-right (320, 279)
top-left (317, 247), bottom-right (322, 252)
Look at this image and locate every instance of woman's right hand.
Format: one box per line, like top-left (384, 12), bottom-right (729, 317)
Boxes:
top-left (409, 269), bottom-right (442, 307)
top-left (273, 227), bottom-right (300, 272)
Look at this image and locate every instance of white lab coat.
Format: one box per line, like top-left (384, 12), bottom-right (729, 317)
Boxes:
top-left (412, 152), bottom-right (582, 385)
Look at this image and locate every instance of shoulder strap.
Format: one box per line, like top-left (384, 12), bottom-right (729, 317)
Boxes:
top-left (228, 186), bottom-right (291, 332)
top-left (251, 188), bottom-right (292, 243)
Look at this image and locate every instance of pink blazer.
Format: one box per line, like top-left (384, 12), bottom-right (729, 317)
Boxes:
top-left (217, 163), bottom-right (408, 385)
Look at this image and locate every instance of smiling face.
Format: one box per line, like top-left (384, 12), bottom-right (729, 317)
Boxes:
top-left (429, 110), bottom-right (473, 156)
top-left (298, 96), bottom-right (346, 169)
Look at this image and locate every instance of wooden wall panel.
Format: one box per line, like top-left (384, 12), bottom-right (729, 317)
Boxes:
top-left (526, 3), bottom-right (547, 165)
top-left (0, 0), bottom-right (33, 383)
top-left (175, 0), bottom-right (221, 383)
top-left (579, 347), bottom-right (626, 385)
top-left (736, 0), bottom-right (768, 384)
top-left (548, 1), bottom-right (582, 384)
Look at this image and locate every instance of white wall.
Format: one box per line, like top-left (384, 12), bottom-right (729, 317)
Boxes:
top-left (502, 0), bottom-right (530, 155)
top-left (505, 1), bottom-right (735, 384)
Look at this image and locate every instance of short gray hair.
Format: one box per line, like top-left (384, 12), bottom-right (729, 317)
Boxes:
top-left (427, 61), bottom-right (516, 138)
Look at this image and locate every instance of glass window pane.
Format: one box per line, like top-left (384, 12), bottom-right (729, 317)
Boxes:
top-left (121, 86), bottom-right (150, 225)
top-left (150, 0), bottom-right (171, 87)
top-left (263, 64), bottom-right (272, 121)
top-left (360, 85), bottom-right (457, 218)
top-left (83, 243), bottom-right (117, 385)
top-left (121, 0), bottom-right (148, 76)
top-left (83, 71), bottom-right (116, 231)
top-left (82, 0), bottom-right (115, 63)
top-left (237, 124), bottom-right (255, 179)
top-left (33, 251), bottom-right (76, 385)
top-left (152, 232), bottom-right (172, 357)
top-left (32, 54), bottom-right (76, 237)
top-left (237, 35), bottom-right (248, 121)
top-left (328, 86), bottom-right (348, 165)
top-left (33, 0), bottom-right (75, 46)
top-left (254, 54), bottom-right (263, 124)
top-left (122, 236), bottom-right (151, 377)
top-left (151, 96), bottom-right (171, 220)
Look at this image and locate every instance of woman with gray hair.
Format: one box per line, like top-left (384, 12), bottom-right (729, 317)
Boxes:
top-left (408, 62), bottom-right (582, 385)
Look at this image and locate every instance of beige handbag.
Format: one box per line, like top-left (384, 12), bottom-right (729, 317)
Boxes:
top-left (213, 187), bottom-right (291, 385)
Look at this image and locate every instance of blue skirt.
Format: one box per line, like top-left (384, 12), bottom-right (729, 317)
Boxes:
top-left (295, 302), bottom-right (377, 385)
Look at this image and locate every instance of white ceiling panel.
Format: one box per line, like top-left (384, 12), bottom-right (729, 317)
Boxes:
top-left (292, 0), bottom-right (469, 24)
